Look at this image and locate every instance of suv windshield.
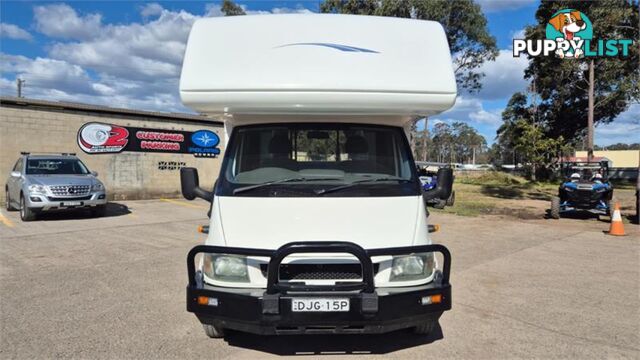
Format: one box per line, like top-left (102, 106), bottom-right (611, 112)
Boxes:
top-left (26, 158), bottom-right (89, 175)
top-left (217, 123), bottom-right (419, 197)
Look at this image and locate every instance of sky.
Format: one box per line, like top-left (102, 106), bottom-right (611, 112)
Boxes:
top-left (0, 0), bottom-right (638, 146)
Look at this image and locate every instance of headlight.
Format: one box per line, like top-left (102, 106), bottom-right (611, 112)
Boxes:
top-left (91, 183), bottom-right (104, 191)
top-left (28, 184), bottom-right (46, 194)
top-left (390, 253), bottom-right (434, 282)
top-left (203, 255), bottom-right (248, 282)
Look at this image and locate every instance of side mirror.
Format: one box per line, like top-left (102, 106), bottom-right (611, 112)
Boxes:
top-left (180, 167), bottom-right (213, 202)
top-left (10, 171), bottom-right (21, 178)
top-left (91, 171), bottom-right (99, 177)
top-left (422, 168), bottom-right (453, 201)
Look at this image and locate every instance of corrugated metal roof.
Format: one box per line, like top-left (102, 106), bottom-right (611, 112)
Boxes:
top-left (0, 96), bottom-right (222, 124)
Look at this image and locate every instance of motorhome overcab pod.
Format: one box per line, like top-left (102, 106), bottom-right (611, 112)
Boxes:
top-left (179, 14), bottom-right (457, 337)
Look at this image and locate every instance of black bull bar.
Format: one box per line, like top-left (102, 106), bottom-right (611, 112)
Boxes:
top-left (187, 241), bottom-right (451, 315)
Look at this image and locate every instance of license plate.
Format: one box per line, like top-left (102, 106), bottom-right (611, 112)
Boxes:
top-left (63, 201), bottom-right (82, 206)
top-left (291, 298), bottom-right (350, 312)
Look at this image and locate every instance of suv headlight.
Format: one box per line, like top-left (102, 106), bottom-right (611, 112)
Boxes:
top-left (91, 182), bottom-right (104, 191)
top-left (203, 254), bottom-right (249, 282)
top-left (28, 184), bottom-right (46, 194)
top-left (390, 253), bottom-right (434, 282)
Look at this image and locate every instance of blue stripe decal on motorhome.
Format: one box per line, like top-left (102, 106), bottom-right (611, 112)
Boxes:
top-left (277, 43), bottom-right (380, 53)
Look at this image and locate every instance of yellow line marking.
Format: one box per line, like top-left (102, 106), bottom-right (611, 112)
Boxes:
top-left (0, 211), bottom-right (15, 228)
top-left (128, 213), bottom-right (139, 218)
top-left (160, 198), bottom-right (207, 209)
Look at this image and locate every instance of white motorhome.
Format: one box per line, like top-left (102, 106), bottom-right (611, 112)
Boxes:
top-left (179, 14), bottom-right (457, 337)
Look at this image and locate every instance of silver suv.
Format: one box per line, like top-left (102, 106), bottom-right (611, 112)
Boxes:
top-left (5, 153), bottom-right (107, 221)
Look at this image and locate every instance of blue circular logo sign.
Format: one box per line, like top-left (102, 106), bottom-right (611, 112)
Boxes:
top-left (191, 130), bottom-right (219, 148)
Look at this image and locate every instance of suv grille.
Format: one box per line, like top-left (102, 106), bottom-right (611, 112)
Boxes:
top-left (48, 185), bottom-right (91, 197)
top-left (260, 263), bottom-right (380, 281)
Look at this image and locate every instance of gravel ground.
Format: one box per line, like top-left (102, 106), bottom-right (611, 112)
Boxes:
top-left (1, 199), bottom-right (638, 359)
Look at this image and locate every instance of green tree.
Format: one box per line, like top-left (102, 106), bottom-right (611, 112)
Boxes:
top-left (496, 93), bottom-right (573, 179)
top-left (425, 121), bottom-right (487, 164)
top-left (494, 93), bottom-right (533, 166)
top-left (430, 122), bottom-right (455, 163)
top-left (511, 120), bottom-right (567, 180)
top-left (221, 0), bottom-right (246, 16)
top-left (595, 143), bottom-right (640, 150)
top-left (524, 1), bottom-right (639, 141)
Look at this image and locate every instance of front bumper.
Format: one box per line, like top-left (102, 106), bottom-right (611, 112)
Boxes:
top-left (187, 242), bottom-right (452, 335)
top-left (561, 189), bottom-right (610, 210)
top-left (25, 191), bottom-right (107, 210)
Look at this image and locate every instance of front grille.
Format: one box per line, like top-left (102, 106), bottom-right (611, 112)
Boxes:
top-left (566, 190), bottom-right (602, 206)
top-left (47, 195), bottom-right (92, 201)
top-left (48, 185), bottom-right (91, 197)
top-left (260, 263), bottom-right (380, 280)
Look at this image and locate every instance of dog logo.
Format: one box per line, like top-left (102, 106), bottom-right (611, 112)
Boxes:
top-left (545, 9), bottom-right (593, 58)
top-left (78, 122), bottom-right (129, 154)
top-left (513, 9), bottom-right (632, 59)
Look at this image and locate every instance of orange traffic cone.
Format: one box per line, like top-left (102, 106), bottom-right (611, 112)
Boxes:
top-left (607, 202), bottom-right (626, 236)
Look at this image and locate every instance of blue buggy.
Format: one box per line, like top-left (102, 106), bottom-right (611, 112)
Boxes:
top-left (550, 160), bottom-right (613, 219)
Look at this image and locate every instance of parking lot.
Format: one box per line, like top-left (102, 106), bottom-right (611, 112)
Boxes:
top-left (0, 199), bottom-right (638, 359)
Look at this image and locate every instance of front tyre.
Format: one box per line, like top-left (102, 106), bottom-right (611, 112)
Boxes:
top-left (20, 195), bottom-right (37, 221)
top-left (550, 196), bottom-right (561, 220)
top-left (413, 320), bottom-right (437, 335)
top-left (203, 324), bottom-right (225, 338)
top-left (446, 191), bottom-right (455, 207)
top-left (432, 200), bottom-right (446, 209)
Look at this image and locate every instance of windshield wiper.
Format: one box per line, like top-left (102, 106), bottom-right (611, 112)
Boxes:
top-left (233, 177), bottom-right (343, 195)
top-left (314, 178), bottom-right (411, 195)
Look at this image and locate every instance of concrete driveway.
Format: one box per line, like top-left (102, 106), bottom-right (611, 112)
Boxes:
top-left (0, 199), bottom-right (638, 359)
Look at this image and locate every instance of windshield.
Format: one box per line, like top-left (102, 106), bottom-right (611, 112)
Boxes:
top-left (26, 158), bottom-right (90, 175)
top-left (217, 123), bottom-right (419, 197)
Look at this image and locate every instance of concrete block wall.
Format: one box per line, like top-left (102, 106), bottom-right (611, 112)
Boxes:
top-left (0, 106), bottom-right (224, 202)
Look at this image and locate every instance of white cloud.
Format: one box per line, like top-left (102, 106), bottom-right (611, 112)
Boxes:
top-left (432, 97), bottom-right (503, 126)
top-left (47, 8), bottom-right (198, 80)
top-left (0, 23), bottom-right (33, 41)
top-left (1, 53), bottom-right (99, 95)
top-left (270, 7), bottom-right (314, 15)
top-left (34, 4), bottom-right (103, 40)
top-left (595, 104), bottom-right (640, 145)
top-left (6, 4), bottom-right (207, 112)
top-left (476, 0), bottom-right (537, 13)
top-left (511, 28), bottom-right (526, 41)
top-left (206, 3), bottom-right (315, 16)
top-left (474, 49), bottom-right (528, 100)
top-left (141, 3), bottom-right (164, 18)
top-left (204, 3), bottom-right (224, 17)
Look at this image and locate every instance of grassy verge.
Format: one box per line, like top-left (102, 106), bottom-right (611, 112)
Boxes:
top-left (431, 171), bottom-right (636, 220)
